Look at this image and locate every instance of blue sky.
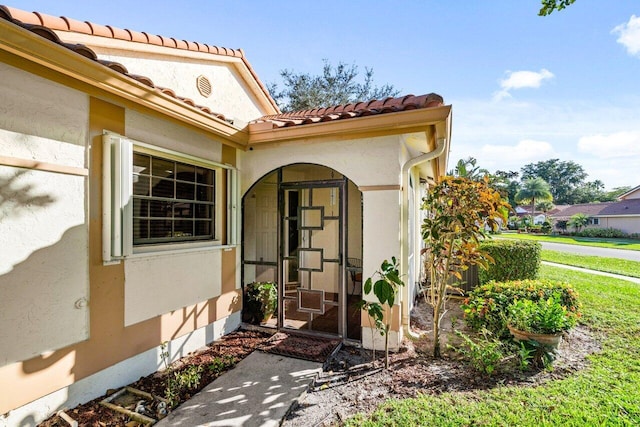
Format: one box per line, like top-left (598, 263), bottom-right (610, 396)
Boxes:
top-left (8, 0), bottom-right (640, 189)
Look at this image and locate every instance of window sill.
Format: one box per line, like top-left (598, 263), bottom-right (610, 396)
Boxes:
top-left (103, 242), bottom-right (238, 264)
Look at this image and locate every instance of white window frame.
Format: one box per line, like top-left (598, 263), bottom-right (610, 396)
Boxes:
top-left (102, 131), bottom-right (239, 262)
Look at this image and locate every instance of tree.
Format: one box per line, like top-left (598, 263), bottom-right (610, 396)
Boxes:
top-left (539, 0), bottom-right (576, 16)
top-left (536, 200), bottom-right (555, 214)
top-left (493, 170), bottom-right (521, 207)
top-left (268, 60), bottom-right (400, 112)
top-left (448, 157), bottom-right (489, 181)
top-left (516, 178), bottom-right (553, 219)
top-left (421, 176), bottom-right (509, 358)
top-left (568, 213), bottom-right (589, 232)
top-left (521, 159), bottom-right (587, 204)
top-left (572, 180), bottom-right (608, 204)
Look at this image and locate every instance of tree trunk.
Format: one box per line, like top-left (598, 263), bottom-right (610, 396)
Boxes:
top-left (433, 301), bottom-right (441, 358)
top-left (384, 324), bottom-right (390, 369)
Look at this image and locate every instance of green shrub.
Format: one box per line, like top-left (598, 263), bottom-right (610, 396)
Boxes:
top-left (462, 279), bottom-right (581, 337)
top-left (576, 227), bottom-right (628, 238)
top-left (451, 329), bottom-right (504, 376)
top-left (478, 240), bottom-right (541, 285)
top-left (508, 295), bottom-right (578, 334)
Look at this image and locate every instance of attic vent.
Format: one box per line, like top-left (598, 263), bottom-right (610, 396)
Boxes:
top-left (196, 75), bottom-right (212, 98)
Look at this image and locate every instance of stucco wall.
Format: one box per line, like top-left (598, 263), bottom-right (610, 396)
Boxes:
top-left (594, 216), bottom-right (640, 234)
top-left (240, 136), bottom-right (403, 193)
top-left (95, 49), bottom-right (265, 123)
top-left (0, 63), bottom-right (89, 366)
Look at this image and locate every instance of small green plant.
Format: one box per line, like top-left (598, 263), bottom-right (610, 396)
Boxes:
top-left (160, 341), bottom-right (203, 408)
top-left (478, 240), bottom-right (541, 285)
top-left (508, 295), bottom-right (578, 335)
top-left (517, 340), bottom-right (537, 370)
top-left (356, 257), bottom-right (405, 369)
top-left (451, 329), bottom-right (504, 376)
top-left (517, 339), bottom-right (557, 369)
top-left (244, 281), bottom-right (277, 324)
top-left (208, 355), bottom-right (236, 374)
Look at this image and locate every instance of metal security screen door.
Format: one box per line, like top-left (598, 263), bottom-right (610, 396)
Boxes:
top-left (280, 181), bottom-right (345, 336)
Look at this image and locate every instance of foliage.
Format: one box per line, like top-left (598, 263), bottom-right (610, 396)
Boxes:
top-left (462, 279), bottom-right (581, 338)
top-left (447, 157), bottom-right (489, 181)
top-left (356, 257), bottom-right (405, 368)
top-left (160, 342), bottom-right (203, 408)
top-left (208, 355), bottom-right (237, 374)
top-left (576, 227), bottom-right (628, 238)
top-left (555, 219), bottom-right (568, 231)
top-left (539, 0), bottom-right (576, 15)
top-left (499, 232), bottom-right (640, 251)
top-left (348, 265), bottom-right (640, 426)
top-left (536, 200), bottom-right (554, 213)
top-left (567, 213), bottom-right (589, 232)
top-left (541, 220), bottom-right (552, 234)
top-left (478, 240), bottom-right (541, 285)
top-left (515, 177), bottom-right (553, 218)
top-left (421, 176), bottom-right (510, 357)
top-left (541, 249), bottom-right (640, 278)
top-left (508, 296), bottom-right (578, 334)
top-left (493, 169), bottom-right (521, 206)
top-left (268, 59), bottom-right (399, 112)
top-left (244, 282), bottom-right (277, 324)
top-left (451, 329), bottom-right (504, 376)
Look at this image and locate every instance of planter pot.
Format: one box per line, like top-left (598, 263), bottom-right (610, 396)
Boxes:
top-left (507, 325), bottom-right (562, 349)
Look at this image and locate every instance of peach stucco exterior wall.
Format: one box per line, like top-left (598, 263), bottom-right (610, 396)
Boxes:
top-left (0, 62), bottom-right (90, 366)
top-left (0, 74), bottom-right (241, 416)
top-left (591, 216), bottom-right (640, 235)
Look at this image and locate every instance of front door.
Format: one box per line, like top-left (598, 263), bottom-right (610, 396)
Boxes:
top-left (280, 181), bottom-right (345, 336)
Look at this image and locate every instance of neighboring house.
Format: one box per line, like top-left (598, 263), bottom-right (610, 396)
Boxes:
top-left (549, 198), bottom-right (640, 235)
top-left (513, 206), bottom-right (548, 225)
top-left (0, 5), bottom-right (451, 424)
top-left (618, 184), bottom-right (640, 201)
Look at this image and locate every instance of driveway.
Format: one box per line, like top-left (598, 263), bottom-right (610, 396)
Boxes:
top-left (539, 242), bottom-right (640, 261)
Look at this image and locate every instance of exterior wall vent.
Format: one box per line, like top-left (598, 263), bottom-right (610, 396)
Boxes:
top-left (196, 75), bottom-right (212, 98)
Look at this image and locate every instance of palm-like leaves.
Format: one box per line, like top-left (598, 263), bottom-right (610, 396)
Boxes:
top-left (515, 178), bottom-right (553, 218)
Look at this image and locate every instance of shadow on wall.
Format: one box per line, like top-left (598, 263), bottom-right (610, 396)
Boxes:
top-left (0, 168), bottom-right (56, 218)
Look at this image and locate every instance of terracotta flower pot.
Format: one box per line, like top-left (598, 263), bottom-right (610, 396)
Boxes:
top-left (507, 325), bottom-right (562, 349)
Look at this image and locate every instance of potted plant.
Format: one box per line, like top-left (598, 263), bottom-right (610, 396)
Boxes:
top-left (507, 296), bottom-right (578, 349)
top-left (244, 282), bottom-right (277, 324)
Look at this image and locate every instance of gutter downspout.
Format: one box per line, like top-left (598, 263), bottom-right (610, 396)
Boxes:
top-left (400, 137), bottom-right (447, 339)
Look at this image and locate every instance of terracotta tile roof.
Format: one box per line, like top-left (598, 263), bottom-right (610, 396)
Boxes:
top-left (0, 5), bottom-right (279, 113)
top-left (0, 5), bottom-right (231, 122)
top-left (253, 93), bottom-right (444, 129)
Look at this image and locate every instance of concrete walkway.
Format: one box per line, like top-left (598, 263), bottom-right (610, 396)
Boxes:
top-left (156, 351), bottom-right (322, 427)
top-left (542, 261), bottom-right (640, 284)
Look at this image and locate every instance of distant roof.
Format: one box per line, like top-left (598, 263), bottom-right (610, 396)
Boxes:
top-left (618, 185), bottom-right (640, 200)
top-left (253, 94), bottom-right (445, 129)
top-left (550, 200), bottom-right (640, 219)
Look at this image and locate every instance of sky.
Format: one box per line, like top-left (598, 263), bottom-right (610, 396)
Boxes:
top-left (7, 0), bottom-right (640, 190)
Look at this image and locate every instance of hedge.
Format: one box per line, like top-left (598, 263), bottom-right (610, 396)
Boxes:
top-left (461, 279), bottom-right (581, 337)
top-left (478, 240), bottom-right (541, 285)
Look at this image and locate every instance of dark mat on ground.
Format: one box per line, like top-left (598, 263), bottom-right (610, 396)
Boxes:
top-left (258, 332), bottom-right (341, 363)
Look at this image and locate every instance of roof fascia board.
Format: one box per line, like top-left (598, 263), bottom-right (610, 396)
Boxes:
top-left (56, 31), bottom-right (280, 116)
top-left (0, 20), bottom-right (249, 147)
top-left (248, 105), bottom-right (452, 147)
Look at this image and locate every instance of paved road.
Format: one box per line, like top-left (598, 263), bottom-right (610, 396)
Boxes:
top-left (539, 242), bottom-right (640, 261)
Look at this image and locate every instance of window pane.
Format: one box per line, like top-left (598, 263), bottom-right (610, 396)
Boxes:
top-left (151, 178), bottom-right (174, 198)
top-left (133, 153), bottom-right (150, 175)
top-left (133, 218), bottom-right (148, 240)
top-left (133, 175), bottom-right (150, 196)
top-left (196, 185), bottom-right (212, 201)
top-left (149, 220), bottom-right (172, 238)
top-left (173, 202), bottom-right (193, 219)
top-left (194, 203), bottom-right (212, 219)
top-left (176, 181), bottom-right (195, 201)
top-left (174, 220), bottom-right (194, 237)
top-left (133, 198), bottom-right (149, 217)
top-left (196, 167), bottom-right (213, 184)
top-left (176, 162), bottom-right (196, 182)
top-left (152, 158), bottom-right (174, 178)
top-left (194, 220), bottom-right (212, 237)
top-left (149, 200), bottom-right (170, 218)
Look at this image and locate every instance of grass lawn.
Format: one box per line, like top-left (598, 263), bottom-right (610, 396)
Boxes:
top-left (542, 250), bottom-right (640, 278)
top-left (348, 265), bottom-right (640, 426)
top-left (498, 232), bottom-right (640, 251)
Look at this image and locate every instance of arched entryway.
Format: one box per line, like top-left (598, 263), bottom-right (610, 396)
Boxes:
top-left (242, 163), bottom-right (363, 341)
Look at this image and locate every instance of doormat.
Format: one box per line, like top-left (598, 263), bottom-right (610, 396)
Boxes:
top-left (258, 332), bottom-right (341, 363)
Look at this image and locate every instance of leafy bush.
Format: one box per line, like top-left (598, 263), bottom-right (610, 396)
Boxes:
top-left (576, 227), bottom-right (628, 238)
top-left (508, 295), bottom-right (578, 334)
top-left (462, 279), bottom-right (581, 337)
top-left (478, 240), bottom-right (541, 285)
top-left (451, 330), bottom-right (504, 376)
top-left (244, 282), bottom-right (277, 324)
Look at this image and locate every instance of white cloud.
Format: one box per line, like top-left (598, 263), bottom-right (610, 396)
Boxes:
top-left (450, 139), bottom-right (556, 173)
top-left (493, 69), bottom-right (554, 101)
top-left (578, 131), bottom-right (640, 158)
top-left (612, 15), bottom-right (640, 57)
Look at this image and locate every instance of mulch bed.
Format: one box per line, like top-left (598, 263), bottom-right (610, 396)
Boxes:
top-left (38, 330), bottom-right (271, 427)
top-left (258, 332), bottom-right (342, 363)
